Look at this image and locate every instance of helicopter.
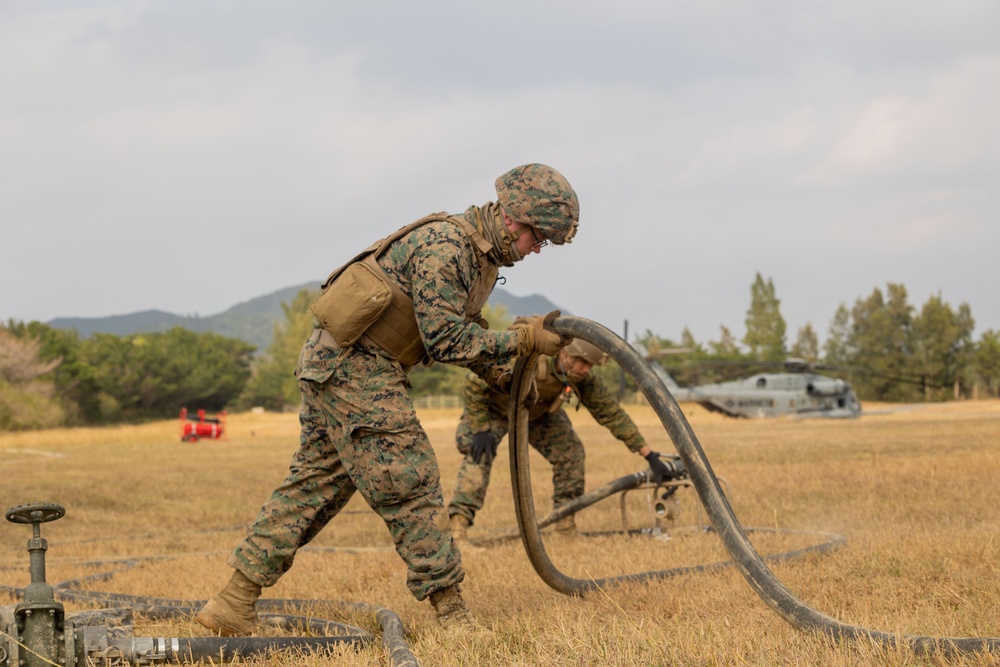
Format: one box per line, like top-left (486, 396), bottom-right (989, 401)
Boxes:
top-left (642, 354), bottom-right (863, 419)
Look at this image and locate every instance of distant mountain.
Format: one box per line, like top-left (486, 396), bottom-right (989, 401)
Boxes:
top-left (47, 284), bottom-right (563, 352)
top-left (488, 290), bottom-right (566, 321)
top-left (50, 283), bottom-right (320, 352)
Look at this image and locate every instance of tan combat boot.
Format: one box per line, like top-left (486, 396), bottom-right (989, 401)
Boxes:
top-left (450, 514), bottom-right (483, 554)
top-left (195, 569), bottom-right (262, 636)
top-left (552, 514), bottom-right (577, 534)
top-left (430, 583), bottom-right (477, 631)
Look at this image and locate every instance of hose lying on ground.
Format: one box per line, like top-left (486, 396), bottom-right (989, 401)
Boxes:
top-left (0, 555), bottom-right (419, 667)
top-left (507, 315), bottom-right (1000, 657)
top-left (477, 470), bottom-right (845, 570)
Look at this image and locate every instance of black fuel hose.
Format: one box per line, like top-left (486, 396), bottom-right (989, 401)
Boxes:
top-left (481, 471), bottom-right (844, 569)
top-left (507, 316), bottom-right (1000, 656)
top-left (0, 568), bottom-right (419, 667)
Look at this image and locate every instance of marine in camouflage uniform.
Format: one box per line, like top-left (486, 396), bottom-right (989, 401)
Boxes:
top-left (194, 164), bottom-right (579, 637)
top-left (448, 331), bottom-right (668, 538)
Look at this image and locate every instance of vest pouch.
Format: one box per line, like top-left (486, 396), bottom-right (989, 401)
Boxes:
top-left (310, 261), bottom-right (392, 348)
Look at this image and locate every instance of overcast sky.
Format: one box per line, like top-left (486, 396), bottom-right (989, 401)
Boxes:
top-left (3, 1), bottom-right (999, 349)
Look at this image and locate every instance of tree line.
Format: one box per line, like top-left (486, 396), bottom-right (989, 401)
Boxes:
top-left (0, 322), bottom-right (254, 430)
top-left (635, 273), bottom-right (1000, 402)
top-left (4, 274), bottom-right (1000, 430)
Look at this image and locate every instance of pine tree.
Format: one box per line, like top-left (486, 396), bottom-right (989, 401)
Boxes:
top-left (974, 330), bottom-right (1000, 398)
top-left (708, 324), bottom-right (742, 359)
top-left (742, 273), bottom-right (787, 362)
top-left (847, 284), bottom-right (916, 401)
top-left (790, 323), bottom-right (819, 363)
top-left (823, 304), bottom-right (852, 367)
top-left (911, 295), bottom-right (975, 400)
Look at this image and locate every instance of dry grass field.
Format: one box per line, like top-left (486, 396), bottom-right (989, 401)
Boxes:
top-left (1, 400), bottom-right (999, 666)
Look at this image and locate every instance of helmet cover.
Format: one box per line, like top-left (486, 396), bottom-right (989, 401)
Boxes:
top-left (563, 338), bottom-right (608, 366)
top-left (495, 163), bottom-right (579, 245)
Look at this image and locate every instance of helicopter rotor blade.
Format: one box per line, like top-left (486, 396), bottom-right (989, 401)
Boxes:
top-left (654, 357), bottom-right (945, 390)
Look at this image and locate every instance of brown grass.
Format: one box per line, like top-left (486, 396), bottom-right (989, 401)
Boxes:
top-left (2, 400), bottom-right (999, 666)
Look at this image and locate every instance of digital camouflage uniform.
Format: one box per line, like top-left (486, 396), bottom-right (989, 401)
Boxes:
top-left (448, 354), bottom-right (647, 525)
top-left (229, 214), bottom-right (528, 601)
top-left (194, 163), bottom-right (579, 637)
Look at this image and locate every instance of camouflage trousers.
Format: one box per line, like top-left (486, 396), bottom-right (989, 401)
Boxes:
top-left (447, 409), bottom-right (585, 525)
top-left (229, 330), bottom-right (463, 601)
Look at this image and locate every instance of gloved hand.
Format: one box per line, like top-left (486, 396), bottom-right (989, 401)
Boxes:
top-left (521, 377), bottom-right (539, 409)
top-left (470, 431), bottom-right (499, 465)
top-left (514, 311), bottom-right (572, 357)
top-left (532, 310), bottom-right (572, 356)
top-left (645, 451), bottom-right (682, 484)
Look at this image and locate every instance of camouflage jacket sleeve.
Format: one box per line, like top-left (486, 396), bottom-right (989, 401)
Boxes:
top-left (577, 374), bottom-right (647, 453)
top-left (462, 372), bottom-right (496, 433)
top-left (378, 217), bottom-right (519, 383)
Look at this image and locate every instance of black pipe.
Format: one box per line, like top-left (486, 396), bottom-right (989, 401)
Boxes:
top-left (108, 635), bottom-right (366, 663)
top-left (507, 316), bottom-right (1000, 656)
top-left (535, 471), bottom-right (648, 528)
top-left (1, 577), bottom-right (419, 667)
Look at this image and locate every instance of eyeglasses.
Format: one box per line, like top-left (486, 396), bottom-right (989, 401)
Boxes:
top-left (529, 227), bottom-right (549, 250)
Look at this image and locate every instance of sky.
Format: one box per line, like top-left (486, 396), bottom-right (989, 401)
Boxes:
top-left (2, 1), bottom-right (999, 349)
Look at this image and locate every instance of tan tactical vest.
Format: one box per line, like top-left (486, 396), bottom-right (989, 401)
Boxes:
top-left (310, 213), bottom-right (498, 370)
top-left (489, 356), bottom-right (574, 420)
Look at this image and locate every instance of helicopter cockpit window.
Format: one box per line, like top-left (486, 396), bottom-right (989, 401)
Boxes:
top-left (756, 377), bottom-right (766, 388)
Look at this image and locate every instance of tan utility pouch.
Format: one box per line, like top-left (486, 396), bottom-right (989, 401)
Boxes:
top-left (310, 261), bottom-right (392, 348)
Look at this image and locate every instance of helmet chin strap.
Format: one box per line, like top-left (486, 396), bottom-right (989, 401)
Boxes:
top-left (507, 225), bottom-right (528, 262)
top-left (507, 242), bottom-right (524, 263)
top-left (504, 221), bottom-right (532, 264)
top-left (509, 225), bottom-right (531, 241)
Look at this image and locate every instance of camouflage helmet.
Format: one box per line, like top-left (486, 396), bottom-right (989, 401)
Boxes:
top-left (495, 163), bottom-right (579, 245)
top-left (563, 338), bottom-right (608, 366)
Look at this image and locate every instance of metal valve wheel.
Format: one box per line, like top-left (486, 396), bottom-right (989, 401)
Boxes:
top-left (5, 502), bottom-right (66, 525)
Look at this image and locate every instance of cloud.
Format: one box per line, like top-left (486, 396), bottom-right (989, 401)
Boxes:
top-left (1, 0), bottom-right (999, 345)
top-left (817, 56), bottom-right (1000, 179)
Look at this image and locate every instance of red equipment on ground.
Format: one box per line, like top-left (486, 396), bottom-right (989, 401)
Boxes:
top-left (179, 407), bottom-right (228, 442)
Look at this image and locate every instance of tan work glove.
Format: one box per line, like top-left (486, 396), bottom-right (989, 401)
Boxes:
top-left (522, 377), bottom-right (539, 409)
top-left (515, 310), bottom-right (572, 357)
